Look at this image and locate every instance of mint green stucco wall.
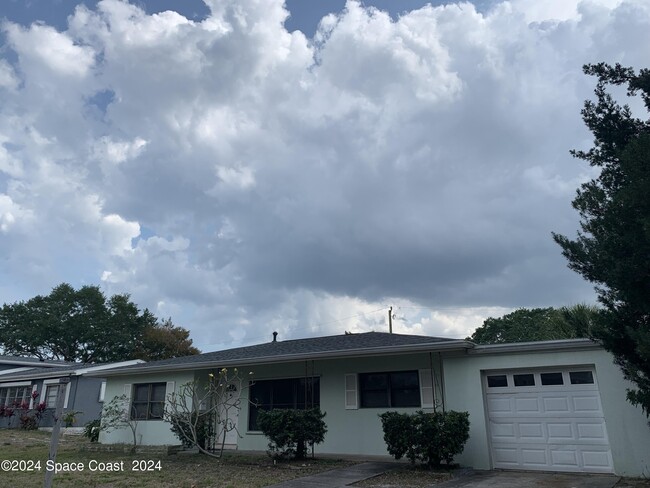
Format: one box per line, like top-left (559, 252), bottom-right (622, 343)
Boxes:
top-left (99, 371), bottom-right (194, 446)
top-left (236, 353), bottom-right (441, 456)
top-left (442, 348), bottom-right (650, 477)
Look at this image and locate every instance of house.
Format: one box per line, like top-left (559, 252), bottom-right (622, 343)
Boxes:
top-left (0, 358), bottom-right (143, 429)
top-left (92, 332), bottom-right (650, 477)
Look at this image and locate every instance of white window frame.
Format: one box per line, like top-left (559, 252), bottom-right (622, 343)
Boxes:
top-left (0, 381), bottom-right (31, 407)
top-left (42, 379), bottom-right (71, 409)
top-left (98, 381), bottom-right (106, 402)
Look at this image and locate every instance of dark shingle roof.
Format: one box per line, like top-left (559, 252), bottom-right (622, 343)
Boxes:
top-left (96, 332), bottom-right (469, 376)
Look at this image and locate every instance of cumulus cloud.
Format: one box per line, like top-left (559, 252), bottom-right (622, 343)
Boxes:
top-left (1, 0), bottom-right (648, 350)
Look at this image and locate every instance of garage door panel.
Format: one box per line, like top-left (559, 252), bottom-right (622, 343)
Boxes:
top-left (547, 422), bottom-right (573, 440)
top-left (521, 448), bottom-right (548, 466)
top-left (582, 450), bottom-right (613, 470)
top-left (543, 396), bottom-right (570, 413)
top-left (519, 422), bottom-right (545, 440)
top-left (573, 395), bottom-right (602, 412)
top-left (485, 367), bottom-right (613, 474)
top-left (550, 449), bottom-right (579, 467)
top-left (487, 396), bottom-right (512, 413)
top-left (576, 422), bottom-right (607, 441)
top-left (493, 447), bottom-right (520, 465)
top-left (514, 397), bottom-right (540, 413)
top-left (490, 421), bottom-right (516, 439)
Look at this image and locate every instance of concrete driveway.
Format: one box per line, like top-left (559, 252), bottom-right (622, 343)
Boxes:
top-left (437, 470), bottom-right (620, 488)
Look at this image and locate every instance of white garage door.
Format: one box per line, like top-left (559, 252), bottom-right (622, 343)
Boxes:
top-left (485, 368), bottom-right (613, 473)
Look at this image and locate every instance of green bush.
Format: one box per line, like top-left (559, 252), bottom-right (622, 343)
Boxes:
top-left (83, 419), bottom-right (101, 442)
top-left (256, 408), bottom-right (327, 459)
top-left (168, 412), bottom-right (210, 449)
top-left (19, 414), bottom-right (39, 430)
top-left (379, 410), bottom-right (470, 467)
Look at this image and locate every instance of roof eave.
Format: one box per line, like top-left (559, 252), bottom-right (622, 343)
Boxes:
top-left (88, 340), bottom-right (474, 377)
top-left (468, 338), bottom-right (601, 355)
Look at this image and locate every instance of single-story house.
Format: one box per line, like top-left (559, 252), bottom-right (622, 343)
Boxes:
top-left (0, 359), bottom-right (143, 428)
top-left (93, 332), bottom-right (650, 477)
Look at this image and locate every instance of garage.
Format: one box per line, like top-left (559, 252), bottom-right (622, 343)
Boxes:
top-left (484, 367), bottom-right (614, 473)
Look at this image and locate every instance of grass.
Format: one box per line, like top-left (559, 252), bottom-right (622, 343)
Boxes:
top-left (0, 429), bottom-right (355, 488)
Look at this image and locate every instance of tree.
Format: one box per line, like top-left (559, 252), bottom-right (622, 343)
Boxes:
top-left (469, 305), bottom-right (598, 344)
top-left (101, 394), bottom-right (140, 453)
top-left (165, 368), bottom-right (252, 458)
top-left (552, 63), bottom-right (650, 415)
top-left (133, 317), bottom-right (200, 361)
top-left (0, 283), bottom-right (200, 363)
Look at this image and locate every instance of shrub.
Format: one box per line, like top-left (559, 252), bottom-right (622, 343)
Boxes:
top-left (256, 408), bottom-right (327, 459)
top-left (169, 412), bottom-right (211, 449)
top-left (379, 410), bottom-right (470, 467)
top-left (19, 414), bottom-right (39, 430)
top-left (84, 419), bottom-right (102, 442)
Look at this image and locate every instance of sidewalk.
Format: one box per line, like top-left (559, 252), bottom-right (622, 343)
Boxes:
top-left (264, 461), bottom-right (399, 488)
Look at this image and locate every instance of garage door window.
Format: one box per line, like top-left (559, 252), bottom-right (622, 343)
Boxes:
top-left (540, 372), bottom-right (564, 385)
top-left (570, 371), bottom-right (594, 384)
top-left (487, 375), bottom-right (508, 387)
top-left (513, 374), bottom-right (535, 386)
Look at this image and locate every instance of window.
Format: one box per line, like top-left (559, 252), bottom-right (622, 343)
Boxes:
top-left (0, 386), bottom-right (29, 407)
top-left (513, 374), bottom-right (535, 386)
top-left (248, 377), bottom-right (320, 431)
top-left (359, 371), bottom-right (420, 408)
top-left (44, 385), bottom-right (63, 408)
top-left (131, 383), bottom-right (166, 420)
top-left (541, 372), bottom-right (564, 385)
top-left (487, 375), bottom-right (508, 388)
top-left (570, 371), bottom-right (594, 384)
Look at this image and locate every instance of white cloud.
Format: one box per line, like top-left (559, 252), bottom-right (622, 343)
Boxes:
top-left (0, 0), bottom-right (648, 351)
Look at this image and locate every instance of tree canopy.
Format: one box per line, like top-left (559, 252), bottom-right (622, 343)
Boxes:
top-left (469, 305), bottom-right (598, 344)
top-left (552, 63), bottom-right (650, 416)
top-left (0, 283), bottom-right (200, 363)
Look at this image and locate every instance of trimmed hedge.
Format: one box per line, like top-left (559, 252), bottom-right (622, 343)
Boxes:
top-left (256, 408), bottom-right (327, 459)
top-left (379, 410), bottom-right (470, 467)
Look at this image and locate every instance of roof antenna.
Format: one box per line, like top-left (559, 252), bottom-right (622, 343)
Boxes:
top-left (272, 331), bottom-right (278, 342)
top-left (388, 306), bottom-right (393, 334)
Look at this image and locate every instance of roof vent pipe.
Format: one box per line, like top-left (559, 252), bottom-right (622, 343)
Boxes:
top-left (272, 331), bottom-right (278, 342)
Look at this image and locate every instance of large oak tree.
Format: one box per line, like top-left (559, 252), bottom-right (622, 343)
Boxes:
top-left (553, 63), bottom-right (650, 416)
top-left (0, 283), bottom-right (199, 363)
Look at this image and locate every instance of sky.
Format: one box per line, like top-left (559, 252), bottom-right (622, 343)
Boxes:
top-left (0, 0), bottom-right (648, 352)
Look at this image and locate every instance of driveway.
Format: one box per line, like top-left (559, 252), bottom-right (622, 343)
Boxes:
top-left (437, 470), bottom-right (620, 488)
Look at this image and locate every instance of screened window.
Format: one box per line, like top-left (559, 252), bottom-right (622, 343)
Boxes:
top-left (359, 371), bottom-right (420, 408)
top-left (131, 383), bottom-right (166, 420)
top-left (248, 377), bottom-right (320, 431)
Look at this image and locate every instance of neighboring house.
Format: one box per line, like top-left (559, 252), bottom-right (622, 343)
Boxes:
top-left (0, 359), bottom-right (144, 428)
top-left (92, 332), bottom-right (650, 477)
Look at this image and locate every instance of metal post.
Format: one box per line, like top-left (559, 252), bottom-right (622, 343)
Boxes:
top-left (44, 377), bottom-right (70, 488)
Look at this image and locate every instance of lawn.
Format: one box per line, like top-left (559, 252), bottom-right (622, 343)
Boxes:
top-left (0, 429), bottom-right (354, 488)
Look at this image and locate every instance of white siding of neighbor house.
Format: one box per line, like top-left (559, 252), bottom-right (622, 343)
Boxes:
top-left (442, 347), bottom-right (650, 477)
top-left (99, 371), bottom-right (194, 446)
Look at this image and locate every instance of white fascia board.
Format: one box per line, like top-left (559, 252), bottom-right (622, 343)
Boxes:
top-left (0, 360), bottom-right (146, 381)
top-left (0, 367), bottom-right (37, 376)
top-left (90, 340), bottom-right (475, 377)
top-left (0, 359), bottom-right (64, 368)
top-left (72, 359), bottom-right (145, 375)
top-left (468, 338), bottom-right (600, 355)
top-left (0, 380), bottom-right (32, 387)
